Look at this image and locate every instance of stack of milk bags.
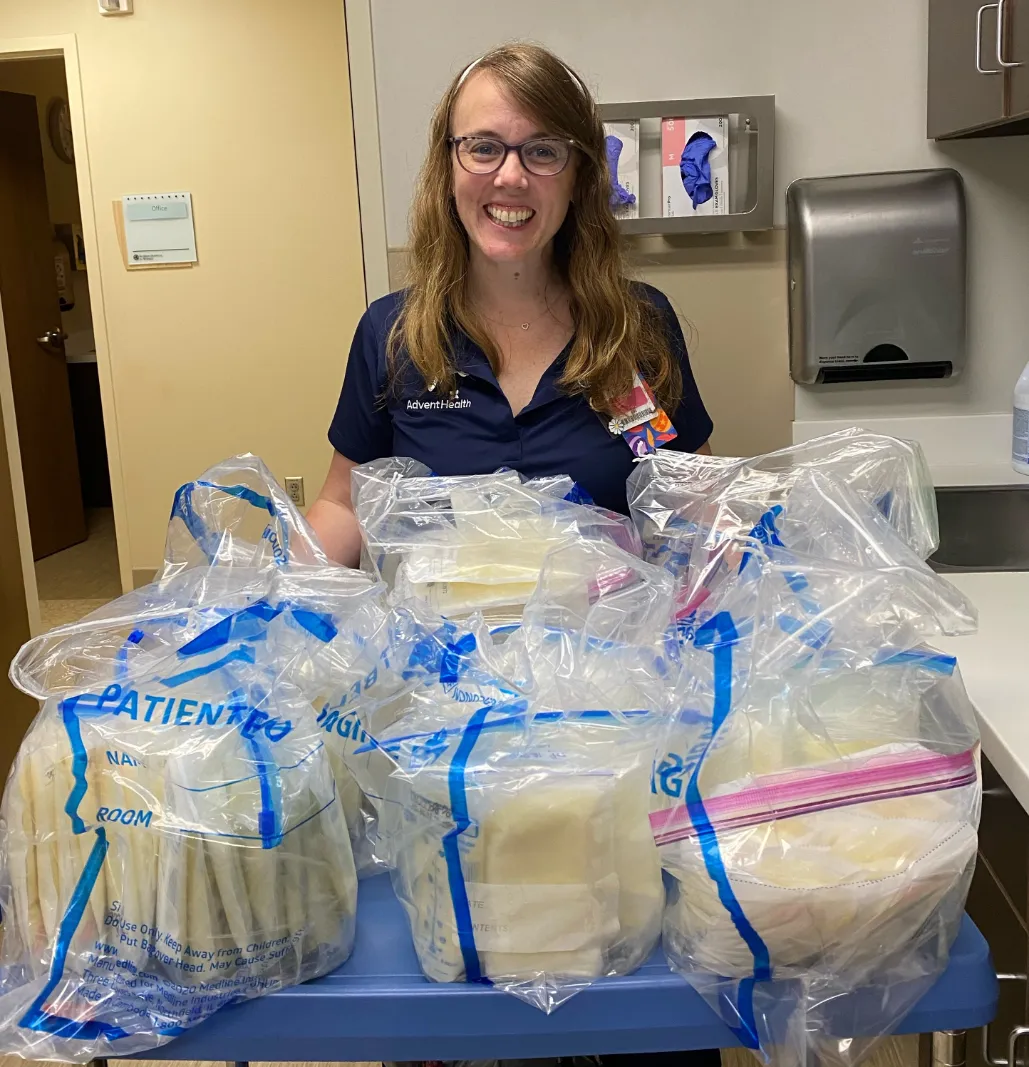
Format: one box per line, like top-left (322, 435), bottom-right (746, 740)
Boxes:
top-left (0, 457), bottom-right (372, 1062)
top-left (352, 457), bottom-right (640, 624)
top-left (634, 434), bottom-right (982, 1067)
top-left (335, 534), bottom-right (677, 1013)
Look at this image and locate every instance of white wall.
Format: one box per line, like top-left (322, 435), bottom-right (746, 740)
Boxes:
top-left (370, 0), bottom-right (1029, 420)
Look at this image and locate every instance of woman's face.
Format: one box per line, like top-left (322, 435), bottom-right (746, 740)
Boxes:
top-left (449, 71), bottom-right (577, 266)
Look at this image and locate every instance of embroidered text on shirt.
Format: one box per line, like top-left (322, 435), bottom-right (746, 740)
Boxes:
top-left (407, 389), bottom-right (472, 412)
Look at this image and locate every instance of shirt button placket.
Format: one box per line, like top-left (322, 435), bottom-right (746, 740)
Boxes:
top-left (511, 413), bottom-right (526, 463)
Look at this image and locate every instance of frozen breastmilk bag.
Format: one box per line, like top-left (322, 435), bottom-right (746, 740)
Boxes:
top-left (342, 544), bottom-right (679, 1012)
top-left (0, 463), bottom-right (369, 1061)
top-left (626, 429), bottom-right (939, 604)
top-left (378, 703), bottom-right (664, 1013)
top-left (352, 457), bottom-right (640, 622)
top-left (653, 494), bottom-right (980, 1067)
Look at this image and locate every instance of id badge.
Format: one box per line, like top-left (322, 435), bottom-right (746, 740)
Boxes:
top-left (608, 372), bottom-right (678, 457)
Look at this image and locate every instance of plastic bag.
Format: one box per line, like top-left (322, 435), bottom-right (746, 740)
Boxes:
top-left (626, 430), bottom-right (940, 602)
top-left (0, 457), bottom-right (368, 1061)
top-left (161, 453), bottom-right (329, 581)
top-left (510, 538), bottom-right (679, 715)
top-left (0, 568), bottom-right (359, 1061)
top-left (300, 597), bottom-right (517, 874)
top-left (678, 469), bottom-right (974, 639)
top-left (340, 545), bottom-right (673, 1012)
top-left (653, 477), bottom-right (979, 1067)
top-left (160, 454), bottom-right (391, 874)
top-left (379, 702), bottom-right (664, 1013)
top-left (352, 457), bottom-right (641, 623)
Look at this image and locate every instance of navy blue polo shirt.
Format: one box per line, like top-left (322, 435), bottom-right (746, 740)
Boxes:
top-left (327, 284), bottom-right (712, 515)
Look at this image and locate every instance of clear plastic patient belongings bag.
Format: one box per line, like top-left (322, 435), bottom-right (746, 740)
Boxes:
top-left (163, 454), bottom-right (392, 877)
top-left (626, 429), bottom-right (940, 611)
top-left (345, 542), bottom-right (677, 1013)
top-left (506, 538), bottom-right (680, 716)
top-left (160, 452), bottom-right (331, 580)
top-left (0, 460), bottom-right (362, 1062)
top-left (378, 700), bottom-right (664, 1015)
top-left (351, 457), bottom-right (642, 621)
top-left (651, 474), bottom-right (980, 1067)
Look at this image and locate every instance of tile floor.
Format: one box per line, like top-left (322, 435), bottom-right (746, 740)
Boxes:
top-left (34, 507), bottom-right (121, 627)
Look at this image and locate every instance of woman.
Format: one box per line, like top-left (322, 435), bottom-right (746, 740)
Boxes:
top-left (311, 47), bottom-right (720, 1067)
top-left (308, 42), bottom-right (712, 568)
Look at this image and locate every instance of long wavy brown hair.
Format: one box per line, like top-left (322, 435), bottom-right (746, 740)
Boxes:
top-left (387, 42), bottom-right (681, 414)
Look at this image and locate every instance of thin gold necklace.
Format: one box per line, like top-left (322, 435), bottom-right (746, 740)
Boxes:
top-left (478, 286), bottom-right (554, 331)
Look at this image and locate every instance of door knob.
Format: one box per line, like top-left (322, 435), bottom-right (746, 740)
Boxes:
top-left (35, 329), bottom-right (67, 354)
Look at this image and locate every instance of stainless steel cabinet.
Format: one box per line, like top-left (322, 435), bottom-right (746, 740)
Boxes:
top-left (928, 0), bottom-right (1029, 137)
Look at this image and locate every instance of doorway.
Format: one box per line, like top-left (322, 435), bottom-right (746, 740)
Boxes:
top-left (0, 54), bottom-right (121, 631)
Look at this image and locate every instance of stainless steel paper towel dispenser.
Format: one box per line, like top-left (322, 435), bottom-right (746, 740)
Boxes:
top-left (787, 169), bottom-right (966, 385)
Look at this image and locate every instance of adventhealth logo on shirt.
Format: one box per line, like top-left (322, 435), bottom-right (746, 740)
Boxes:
top-left (409, 390), bottom-right (473, 409)
top-left (407, 388), bottom-right (472, 412)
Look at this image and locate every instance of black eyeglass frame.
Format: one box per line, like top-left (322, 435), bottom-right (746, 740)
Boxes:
top-left (448, 135), bottom-right (579, 176)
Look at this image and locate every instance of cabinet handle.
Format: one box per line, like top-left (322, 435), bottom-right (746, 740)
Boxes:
top-left (981, 975), bottom-right (1028, 1066)
top-left (1009, 1025), bottom-right (1029, 1067)
top-left (979, 3), bottom-right (1003, 72)
top-left (997, 0), bottom-right (1024, 67)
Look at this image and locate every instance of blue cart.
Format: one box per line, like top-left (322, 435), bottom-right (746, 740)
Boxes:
top-left (125, 874), bottom-right (997, 1066)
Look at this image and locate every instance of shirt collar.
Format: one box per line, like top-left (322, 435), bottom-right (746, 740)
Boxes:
top-left (453, 329), bottom-right (573, 414)
top-left (452, 330), bottom-right (498, 386)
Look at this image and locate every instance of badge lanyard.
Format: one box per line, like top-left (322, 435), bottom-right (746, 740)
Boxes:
top-left (607, 371), bottom-right (678, 458)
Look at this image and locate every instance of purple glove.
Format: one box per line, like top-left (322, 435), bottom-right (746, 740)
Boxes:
top-left (680, 131), bottom-right (716, 209)
top-left (605, 134), bottom-right (637, 208)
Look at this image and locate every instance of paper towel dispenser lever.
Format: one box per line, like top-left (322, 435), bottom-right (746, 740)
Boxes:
top-left (787, 169), bottom-right (966, 386)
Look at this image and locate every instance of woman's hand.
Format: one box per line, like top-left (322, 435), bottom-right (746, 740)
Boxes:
top-left (305, 451), bottom-right (364, 568)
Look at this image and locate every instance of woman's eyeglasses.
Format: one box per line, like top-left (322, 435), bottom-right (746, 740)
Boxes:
top-left (449, 136), bottom-right (576, 176)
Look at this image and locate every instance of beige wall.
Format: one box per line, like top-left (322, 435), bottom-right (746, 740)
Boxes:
top-left (629, 232), bottom-right (792, 456)
top-left (0, 2), bottom-right (366, 577)
top-left (0, 57), bottom-right (93, 337)
top-left (387, 232), bottom-right (793, 456)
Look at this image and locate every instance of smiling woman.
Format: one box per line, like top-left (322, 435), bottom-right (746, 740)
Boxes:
top-left (449, 121), bottom-right (577, 264)
top-left (307, 42), bottom-right (713, 574)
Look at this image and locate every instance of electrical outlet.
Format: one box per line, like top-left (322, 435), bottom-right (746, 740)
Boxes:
top-left (285, 477), bottom-right (305, 507)
top-left (98, 0), bottom-right (132, 13)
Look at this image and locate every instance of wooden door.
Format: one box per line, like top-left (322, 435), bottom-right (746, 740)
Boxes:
top-left (0, 396), bottom-right (39, 782)
top-left (0, 90), bottom-right (86, 560)
top-left (928, 0), bottom-right (1007, 137)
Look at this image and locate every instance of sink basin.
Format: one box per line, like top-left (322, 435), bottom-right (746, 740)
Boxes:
top-left (930, 486), bottom-right (1029, 573)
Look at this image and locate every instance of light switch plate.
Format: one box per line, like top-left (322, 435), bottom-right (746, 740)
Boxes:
top-left (98, 0), bottom-right (133, 14)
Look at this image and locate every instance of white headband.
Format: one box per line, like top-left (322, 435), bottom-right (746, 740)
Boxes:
top-left (455, 52), bottom-right (589, 100)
